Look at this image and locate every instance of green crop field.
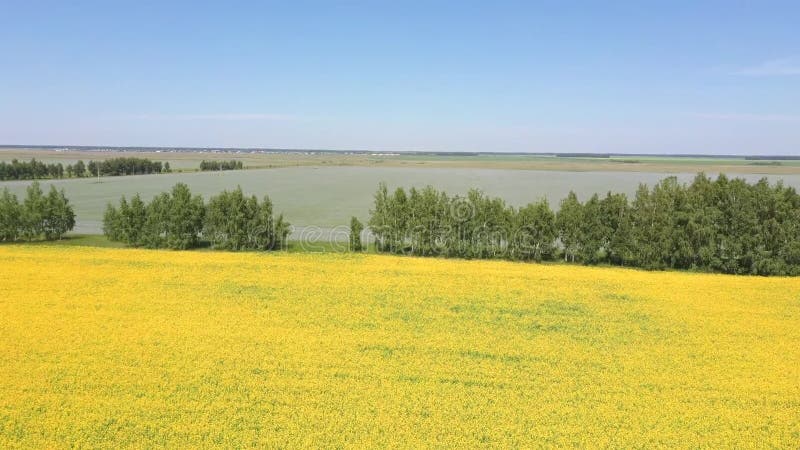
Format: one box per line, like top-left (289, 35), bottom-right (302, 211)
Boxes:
top-left (3, 166), bottom-right (800, 235)
top-left (4, 148), bottom-right (800, 173)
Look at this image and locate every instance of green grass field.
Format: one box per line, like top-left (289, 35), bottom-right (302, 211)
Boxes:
top-left (1, 234), bottom-right (361, 253)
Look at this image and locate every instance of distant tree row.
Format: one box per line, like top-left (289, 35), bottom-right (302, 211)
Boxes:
top-left (103, 184), bottom-right (290, 250)
top-left (368, 173), bottom-right (800, 275)
top-left (0, 159), bottom-right (65, 180)
top-left (0, 158), bottom-right (170, 181)
top-left (88, 157), bottom-right (171, 176)
top-left (0, 182), bottom-right (75, 241)
top-left (199, 160), bottom-right (244, 171)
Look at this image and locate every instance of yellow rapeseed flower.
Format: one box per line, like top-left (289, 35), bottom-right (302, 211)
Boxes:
top-left (0, 245), bottom-right (798, 447)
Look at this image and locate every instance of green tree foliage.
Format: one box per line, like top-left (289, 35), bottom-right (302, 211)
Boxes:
top-left (407, 186), bottom-right (448, 256)
top-left (368, 182), bottom-right (391, 252)
top-left (600, 192), bottom-right (634, 265)
top-left (368, 184), bottom-right (552, 260)
top-left (104, 184), bottom-right (289, 251)
top-left (199, 160), bottom-right (243, 171)
top-left (556, 191), bottom-right (583, 262)
top-left (21, 182), bottom-right (47, 241)
top-left (141, 192), bottom-right (171, 248)
top-left (125, 195), bottom-right (148, 245)
top-left (87, 160), bottom-right (99, 178)
top-left (164, 184), bottom-right (205, 249)
top-left (578, 193), bottom-right (605, 263)
top-left (103, 201), bottom-right (122, 242)
top-left (273, 215), bottom-right (291, 251)
top-left (0, 182), bottom-right (75, 241)
top-left (204, 186), bottom-right (288, 250)
top-left (95, 157), bottom-right (164, 176)
top-left (0, 159), bottom-right (67, 180)
top-left (73, 160), bottom-right (86, 177)
top-left (350, 216), bottom-right (364, 251)
top-left (367, 174), bottom-right (800, 275)
top-left (0, 188), bottom-right (22, 241)
top-left (0, 157), bottom-right (166, 180)
top-left (42, 185), bottom-right (76, 240)
top-left (513, 199), bottom-right (556, 261)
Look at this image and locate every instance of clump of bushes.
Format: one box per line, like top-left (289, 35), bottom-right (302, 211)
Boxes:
top-left (103, 183), bottom-right (290, 250)
top-left (0, 182), bottom-right (75, 241)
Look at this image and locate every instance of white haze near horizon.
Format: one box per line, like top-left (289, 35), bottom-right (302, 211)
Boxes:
top-left (1, 110), bottom-right (799, 156)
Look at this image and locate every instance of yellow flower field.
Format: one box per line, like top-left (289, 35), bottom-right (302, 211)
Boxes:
top-left (0, 245), bottom-right (798, 447)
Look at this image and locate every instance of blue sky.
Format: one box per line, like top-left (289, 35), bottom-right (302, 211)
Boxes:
top-left (1, 1), bottom-right (799, 154)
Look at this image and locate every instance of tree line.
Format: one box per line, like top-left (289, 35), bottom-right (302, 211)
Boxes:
top-left (0, 158), bottom-right (171, 181)
top-left (0, 182), bottom-right (76, 241)
top-left (87, 157), bottom-right (171, 176)
top-left (5, 171), bottom-right (800, 276)
top-left (199, 160), bottom-right (244, 171)
top-left (367, 173), bottom-right (800, 276)
top-left (103, 184), bottom-right (290, 250)
top-left (0, 159), bottom-right (66, 180)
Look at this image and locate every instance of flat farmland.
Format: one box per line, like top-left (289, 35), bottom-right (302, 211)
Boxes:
top-left (0, 246), bottom-right (798, 447)
top-left (4, 148), bottom-right (800, 173)
top-left (3, 166), bottom-right (800, 235)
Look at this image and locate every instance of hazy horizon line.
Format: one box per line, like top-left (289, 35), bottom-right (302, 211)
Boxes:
top-left (0, 144), bottom-right (796, 159)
